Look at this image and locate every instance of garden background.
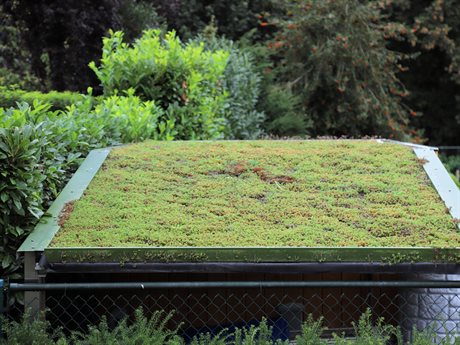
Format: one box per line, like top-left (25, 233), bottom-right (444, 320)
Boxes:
top-left (1, 0), bottom-right (460, 285)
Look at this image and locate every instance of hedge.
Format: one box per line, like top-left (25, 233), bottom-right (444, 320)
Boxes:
top-left (0, 87), bottom-right (96, 111)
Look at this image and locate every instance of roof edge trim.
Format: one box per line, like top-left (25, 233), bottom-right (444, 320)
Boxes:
top-left (412, 147), bottom-right (460, 230)
top-left (18, 148), bottom-right (112, 253)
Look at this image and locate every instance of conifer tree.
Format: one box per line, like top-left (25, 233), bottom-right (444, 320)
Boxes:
top-left (271, 0), bottom-right (416, 139)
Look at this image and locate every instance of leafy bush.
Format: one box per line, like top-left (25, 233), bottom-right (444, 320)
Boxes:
top-left (0, 123), bottom-right (45, 280)
top-left (90, 29), bottom-right (229, 140)
top-left (0, 94), bottom-right (169, 282)
top-left (0, 87), bottom-right (92, 111)
top-left (77, 89), bottom-right (174, 142)
top-left (193, 28), bottom-right (265, 139)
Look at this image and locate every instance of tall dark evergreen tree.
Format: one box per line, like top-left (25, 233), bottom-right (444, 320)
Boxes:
top-left (267, 0), bottom-right (415, 140)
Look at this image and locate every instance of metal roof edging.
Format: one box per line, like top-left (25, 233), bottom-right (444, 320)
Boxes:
top-left (18, 148), bottom-right (112, 253)
top-left (45, 262), bottom-right (460, 275)
top-left (380, 139), bottom-right (459, 229)
top-left (412, 147), bottom-right (460, 230)
top-left (379, 139), bottom-right (438, 151)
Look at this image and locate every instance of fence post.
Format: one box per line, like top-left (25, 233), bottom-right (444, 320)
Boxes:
top-left (0, 279), bottom-right (3, 316)
top-left (24, 253), bottom-right (45, 318)
top-left (0, 279), bottom-right (3, 338)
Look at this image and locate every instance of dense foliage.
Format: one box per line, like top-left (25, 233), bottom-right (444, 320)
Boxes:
top-left (1, 0), bottom-right (164, 92)
top-left (0, 87), bottom-right (206, 281)
top-left (381, 0), bottom-right (460, 146)
top-left (0, 88), bottom-right (88, 110)
top-left (0, 4), bottom-right (41, 90)
top-left (90, 30), bottom-right (229, 140)
top-left (0, 0), bottom-right (459, 283)
top-left (1, 0), bottom-right (459, 144)
top-left (267, 0), bottom-right (415, 140)
top-left (193, 27), bottom-right (265, 139)
top-left (1, 309), bottom-right (457, 345)
top-left (154, 0), bottom-right (271, 41)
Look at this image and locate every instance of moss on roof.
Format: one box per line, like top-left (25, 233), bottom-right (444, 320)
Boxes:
top-left (50, 140), bottom-right (460, 248)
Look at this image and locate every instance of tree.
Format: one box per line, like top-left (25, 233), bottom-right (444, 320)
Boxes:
top-left (153, 0), bottom-right (274, 40)
top-left (3, 0), bottom-right (161, 92)
top-left (267, 0), bottom-right (416, 140)
top-left (382, 0), bottom-right (460, 145)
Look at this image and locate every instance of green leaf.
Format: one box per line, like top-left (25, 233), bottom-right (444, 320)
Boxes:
top-left (2, 254), bottom-right (13, 269)
top-left (1, 192), bottom-right (8, 202)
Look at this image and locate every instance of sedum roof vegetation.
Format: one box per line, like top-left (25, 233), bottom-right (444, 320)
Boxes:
top-left (50, 140), bottom-right (460, 248)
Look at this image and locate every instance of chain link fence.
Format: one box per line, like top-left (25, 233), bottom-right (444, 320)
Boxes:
top-left (2, 280), bottom-right (460, 341)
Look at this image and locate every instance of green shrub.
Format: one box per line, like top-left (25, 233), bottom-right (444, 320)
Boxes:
top-left (193, 30), bottom-right (265, 139)
top-left (234, 319), bottom-right (288, 345)
top-left (76, 89), bottom-right (173, 142)
top-left (0, 87), bottom-right (91, 111)
top-left (0, 310), bottom-right (66, 345)
top-left (236, 34), bottom-right (307, 137)
top-left (0, 94), bottom-right (169, 282)
top-left (89, 29), bottom-right (229, 140)
top-left (0, 123), bottom-right (45, 281)
top-left (295, 315), bottom-right (327, 345)
top-left (0, 102), bottom-right (100, 283)
top-left (72, 309), bottom-right (181, 345)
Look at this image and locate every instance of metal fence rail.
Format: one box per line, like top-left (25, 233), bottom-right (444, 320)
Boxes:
top-left (8, 280), bottom-right (460, 290)
top-left (2, 280), bottom-right (460, 341)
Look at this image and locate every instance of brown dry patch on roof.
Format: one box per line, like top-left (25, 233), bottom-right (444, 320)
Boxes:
top-left (209, 162), bottom-right (295, 184)
top-left (58, 201), bottom-right (75, 227)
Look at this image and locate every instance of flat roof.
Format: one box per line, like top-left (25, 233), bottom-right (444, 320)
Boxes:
top-left (20, 140), bottom-right (460, 264)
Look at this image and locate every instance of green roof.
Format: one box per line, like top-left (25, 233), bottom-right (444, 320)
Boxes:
top-left (49, 140), bottom-right (459, 250)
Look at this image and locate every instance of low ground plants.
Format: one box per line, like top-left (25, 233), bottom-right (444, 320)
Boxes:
top-left (52, 140), bottom-right (459, 249)
top-left (1, 309), bottom-right (457, 345)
